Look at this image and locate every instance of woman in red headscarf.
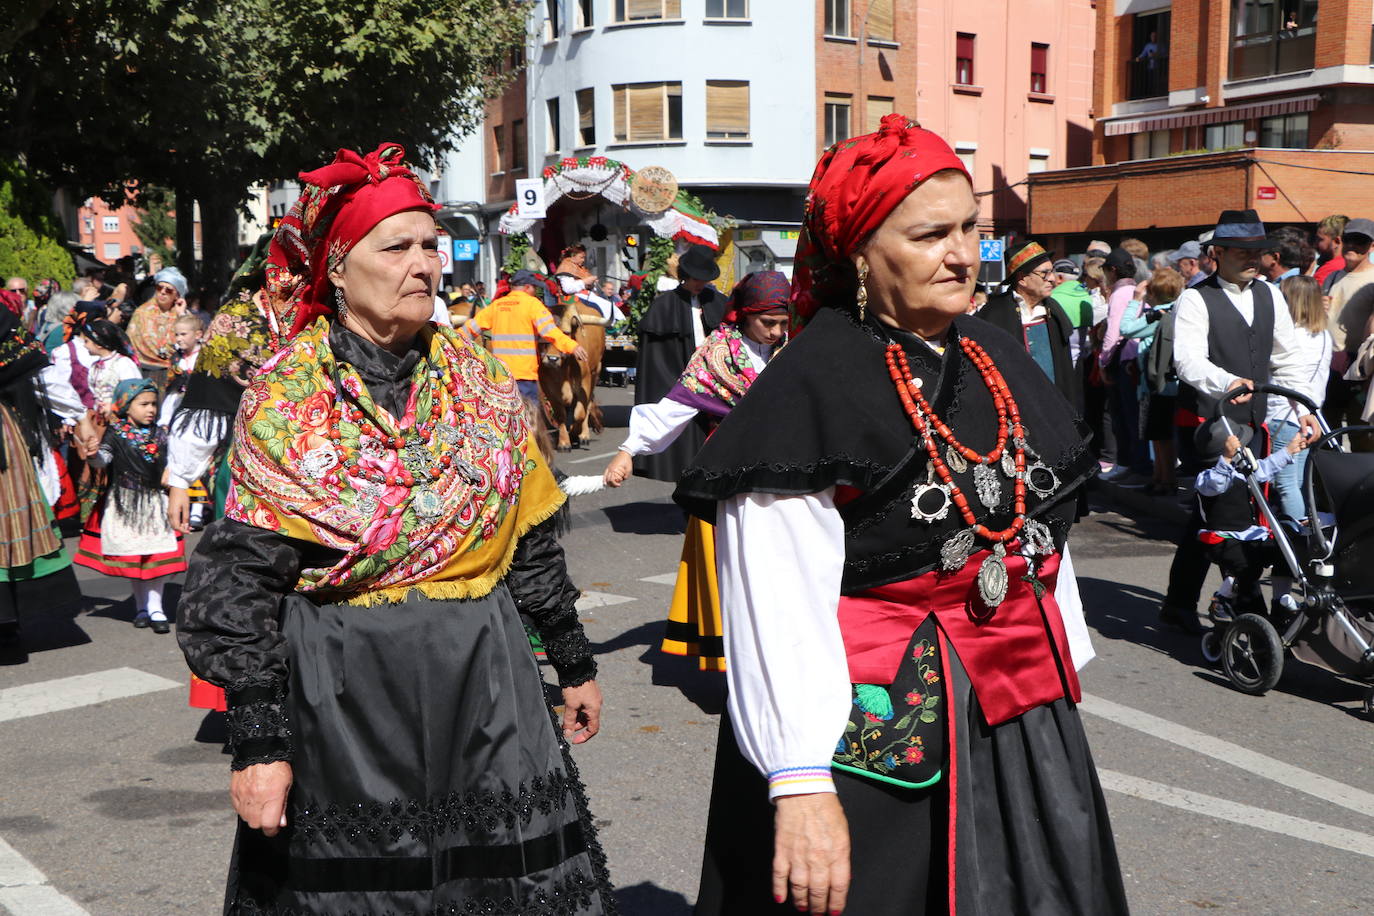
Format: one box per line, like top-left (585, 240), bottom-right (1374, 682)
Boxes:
top-left (176, 144), bottom-right (616, 914)
top-left (675, 115), bottom-right (1126, 915)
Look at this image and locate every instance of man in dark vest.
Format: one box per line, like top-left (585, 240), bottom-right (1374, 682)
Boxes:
top-left (978, 240), bottom-right (1081, 412)
top-left (633, 244), bottom-right (726, 481)
top-left (1159, 209), bottom-right (1321, 632)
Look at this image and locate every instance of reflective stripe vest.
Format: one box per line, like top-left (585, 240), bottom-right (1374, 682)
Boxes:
top-left (466, 290), bottom-right (578, 380)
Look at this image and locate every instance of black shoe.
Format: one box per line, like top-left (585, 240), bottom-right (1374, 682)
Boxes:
top-left (149, 613), bottom-right (170, 635)
top-left (0, 622), bottom-right (19, 646)
top-left (133, 611), bottom-right (151, 628)
top-left (1159, 603), bottom-right (1205, 635)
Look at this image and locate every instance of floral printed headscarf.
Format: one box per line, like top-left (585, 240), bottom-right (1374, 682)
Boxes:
top-left (266, 143), bottom-right (440, 336)
top-left (111, 378), bottom-right (158, 418)
top-left (792, 113), bottom-right (970, 320)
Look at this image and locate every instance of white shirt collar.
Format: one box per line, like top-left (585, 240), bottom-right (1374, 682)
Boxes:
top-left (1218, 276), bottom-right (1253, 295)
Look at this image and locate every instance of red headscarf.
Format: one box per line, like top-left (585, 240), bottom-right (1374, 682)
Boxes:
top-left (792, 113), bottom-right (969, 320)
top-left (723, 270), bottom-right (791, 324)
top-left (0, 290), bottom-right (23, 318)
top-left (266, 143), bottom-right (440, 336)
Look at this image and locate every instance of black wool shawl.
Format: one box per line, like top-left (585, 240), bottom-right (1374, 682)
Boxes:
top-left (673, 307), bottom-right (1096, 591)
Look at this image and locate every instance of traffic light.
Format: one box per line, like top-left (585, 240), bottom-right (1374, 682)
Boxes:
top-left (621, 234), bottom-right (640, 274)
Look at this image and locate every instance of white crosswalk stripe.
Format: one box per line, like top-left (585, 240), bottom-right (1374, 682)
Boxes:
top-left (0, 668), bottom-right (181, 725)
top-left (575, 591), bottom-right (638, 611)
top-left (0, 836), bottom-right (90, 915)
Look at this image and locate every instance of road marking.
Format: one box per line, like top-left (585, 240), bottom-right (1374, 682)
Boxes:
top-left (1080, 693), bottom-right (1374, 821)
top-left (1098, 769), bottom-right (1374, 860)
top-left (639, 573), bottom-right (678, 586)
top-left (0, 836), bottom-right (90, 914)
top-left (575, 592), bottom-right (637, 611)
top-left (567, 450), bottom-right (619, 465)
top-left (0, 668), bottom-right (181, 725)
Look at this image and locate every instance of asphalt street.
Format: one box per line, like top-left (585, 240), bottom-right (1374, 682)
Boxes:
top-left (2, 383), bottom-right (1373, 915)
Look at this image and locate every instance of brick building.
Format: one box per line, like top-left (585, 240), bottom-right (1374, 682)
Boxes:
top-left (1028, 0), bottom-right (1374, 253)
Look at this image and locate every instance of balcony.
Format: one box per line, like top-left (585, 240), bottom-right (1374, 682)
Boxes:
top-left (1230, 27), bottom-right (1316, 81)
top-left (1127, 57), bottom-right (1169, 100)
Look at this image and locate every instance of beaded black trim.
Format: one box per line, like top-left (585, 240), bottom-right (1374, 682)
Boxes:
top-left (544, 629), bottom-right (596, 688)
top-left (230, 869), bottom-right (601, 916)
top-left (226, 676), bottom-right (293, 771)
top-left (291, 771), bottom-right (573, 845)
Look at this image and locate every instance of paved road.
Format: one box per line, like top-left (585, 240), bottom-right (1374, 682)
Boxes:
top-left (2, 385), bottom-right (1373, 915)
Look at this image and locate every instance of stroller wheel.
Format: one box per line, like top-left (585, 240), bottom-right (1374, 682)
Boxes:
top-left (1220, 614), bottom-right (1285, 695)
top-left (1200, 629), bottom-right (1224, 664)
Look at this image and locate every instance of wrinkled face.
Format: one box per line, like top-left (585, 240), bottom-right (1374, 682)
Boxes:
top-left (742, 310), bottom-right (789, 347)
top-left (1014, 262), bottom-right (1058, 305)
top-left (125, 391), bottom-right (159, 426)
top-left (331, 210), bottom-right (441, 342)
top-left (1176, 256), bottom-right (1199, 278)
top-left (174, 324), bottom-right (200, 351)
top-left (1343, 235), bottom-right (1372, 269)
top-left (1215, 244), bottom-right (1262, 284)
top-left (860, 170), bottom-right (979, 336)
top-left (154, 282), bottom-right (178, 309)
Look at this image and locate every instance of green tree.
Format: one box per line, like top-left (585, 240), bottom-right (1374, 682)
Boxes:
top-left (2, 0), bottom-right (531, 294)
top-left (0, 160), bottom-right (76, 288)
top-left (129, 185), bottom-right (177, 265)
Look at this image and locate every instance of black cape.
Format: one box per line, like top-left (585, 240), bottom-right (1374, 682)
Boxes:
top-left (977, 291), bottom-right (1082, 413)
top-left (632, 284), bottom-right (726, 482)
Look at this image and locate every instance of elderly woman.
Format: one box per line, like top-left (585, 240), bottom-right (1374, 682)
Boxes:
top-left (675, 116), bottom-right (1126, 915)
top-left (126, 266), bottom-right (189, 386)
top-left (604, 270), bottom-right (790, 671)
top-left (177, 144), bottom-right (615, 914)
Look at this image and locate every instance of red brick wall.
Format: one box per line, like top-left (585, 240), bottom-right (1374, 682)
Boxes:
top-left (1315, 0), bottom-right (1372, 69)
top-left (814, 0), bottom-right (919, 158)
top-left (484, 68), bottom-right (527, 205)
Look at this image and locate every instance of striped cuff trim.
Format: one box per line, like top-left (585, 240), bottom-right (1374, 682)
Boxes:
top-left (767, 766), bottom-right (834, 788)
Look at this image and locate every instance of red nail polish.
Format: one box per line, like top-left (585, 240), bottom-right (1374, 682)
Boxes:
top-left (773, 894), bottom-right (784, 904)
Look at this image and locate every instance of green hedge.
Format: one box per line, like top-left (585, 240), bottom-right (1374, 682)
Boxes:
top-left (0, 161), bottom-right (76, 289)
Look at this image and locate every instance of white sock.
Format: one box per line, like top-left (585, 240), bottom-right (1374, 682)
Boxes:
top-left (1217, 576), bottom-right (1236, 599)
top-left (145, 582), bottom-right (165, 619)
top-left (190, 504), bottom-right (205, 524)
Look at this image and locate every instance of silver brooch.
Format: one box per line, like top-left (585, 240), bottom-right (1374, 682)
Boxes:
top-left (412, 486), bottom-right (443, 519)
top-left (1025, 461), bottom-right (1060, 498)
top-left (434, 423), bottom-right (462, 446)
top-left (1022, 518), bottom-right (1055, 556)
top-left (940, 529), bottom-right (975, 571)
top-left (298, 445), bottom-right (339, 481)
top-left (910, 480), bottom-right (953, 523)
top-left (1001, 449), bottom-right (1017, 478)
top-left (977, 542), bottom-right (1010, 608)
top-left (973, 461), bottom-right (1002, 509)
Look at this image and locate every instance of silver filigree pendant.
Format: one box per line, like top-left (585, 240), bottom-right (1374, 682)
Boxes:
top-left (1001, 449), bottom-right (1017, 478)
top-left (355, 480), bottom-right (384, 517)
top-left (941, 529), bottom-right (976, 571)
top-left (1022, 518), bottom-right (1054, 556)
top-left (401, 439), bottom-right (436, 475)
top-left (910, 481), bottom-right (953, 523)
top-left (412, 486), bottom-right (443, 519)
top-left (1024, 461), bottom-right (1060, 498)
top-left (945, 446), bottom-right (968, 475)
top-left (973, 461), bottom-right (1001, 509)
top-left (298, 445), bottom-right (339, 481)
top-left (977, 542), bottom-right (1010, 608)
top-left (435, 423), bottom-right (462, 446)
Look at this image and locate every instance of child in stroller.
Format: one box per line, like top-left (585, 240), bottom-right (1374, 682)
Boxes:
top-left (1194, 416), bottom-right (1307, 624)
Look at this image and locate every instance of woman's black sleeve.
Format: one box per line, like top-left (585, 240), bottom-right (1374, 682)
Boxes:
top-left (506, 516), bottom-right (597, 688)
top-left (177, 518), bottom-right (305, 770)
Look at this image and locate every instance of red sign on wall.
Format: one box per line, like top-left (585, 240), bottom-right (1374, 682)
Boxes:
top-left (1256, 186), bottom-right (1277, 200)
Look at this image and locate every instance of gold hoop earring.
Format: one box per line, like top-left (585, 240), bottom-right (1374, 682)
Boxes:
top-left (856, 260), bottom-right (869, 322)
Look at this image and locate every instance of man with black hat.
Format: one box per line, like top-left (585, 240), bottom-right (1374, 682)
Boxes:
top-left (978, 240), bottom-right (1081, 409)
top-left (633, 244), bottom-right (726, 482)
top-left (1159, 208), bottom-right (1320, 632)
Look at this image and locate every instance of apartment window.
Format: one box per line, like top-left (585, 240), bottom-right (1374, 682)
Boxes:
top-left (1259, 112), bottom-right (1309, 148)
top-left (867, 0), bottom-right (894, 42)
top-left (612, 82), bottom-right (684, 142)
top-left (615, 0), bottom-right (682, 21)
top-left (102, 242), bottom-right (121, 260)
top-left (546, 98), bottom-right (562, 153)
top-left (510, 46), bottom-right (525, 69)
top-left (512, 119), bottom-right (527, 172)
top-left (102, 215), bottom-right (120, 233)
top-left (825, 0), bottom-right (850, 38)
top-left (1128, 10), bottom-right (1170, 100)
top-left (491, 124), bottom-right (505, 173)
top-left (544, 0), bottom-right (562, 40)
top-left (706, 80), bottom-right (750, 139)
top-left (1030, 43), bottom-right (1048, 93)
top-left (575, 0), bottom-right (593, 28)
top-left (824, 93), bottom-right (852, 147)
top-left (1204, 121), bottom-right (1243, 150)
top-left (1130, 128), bottom-right (1171, 159)
top-left (954, 143), bottom-right (976, 177)
top-left (1230, 0), bottom-right (1318, 80)
top-left (1028, 151), bottom-right (1050, 173)
top-left (955, 33), bottom-right (975, 85)
top-left (576, 88), bottom-right (597, 146)
top-left (706, 0), bottom-right (748, 17)
top-left (866, 96), bottom-right (894, 133)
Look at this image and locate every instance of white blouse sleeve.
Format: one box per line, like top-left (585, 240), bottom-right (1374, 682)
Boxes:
top-left (1054, 544), bottom-right (1095, 671)
top-left (717, 489), bottom-right (853, 800)
top-left (619, 397), bottom-right (700, 457)
top-left (166, 422), bottom-right (222, 489)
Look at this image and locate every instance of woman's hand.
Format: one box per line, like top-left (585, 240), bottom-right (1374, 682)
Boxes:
top-left (167, 486), bottom-right (191, 533)
top-left (230, 761), bottom-right (293, 836)
top-left (773, 793), bottom-right (851, 915)
top-left (603, 451), bottom-right (633, 488)
top-left (560, 680), bottom-right (602, 744)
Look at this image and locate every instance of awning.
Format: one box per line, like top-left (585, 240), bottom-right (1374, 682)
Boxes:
top-left (1103, 94), bottom-right (1319, 136)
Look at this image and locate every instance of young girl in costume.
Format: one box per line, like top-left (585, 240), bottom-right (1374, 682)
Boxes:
top-left (74, 379), bottom-right (187, 633)
top-left (158, 314), bottom-right (205, 425)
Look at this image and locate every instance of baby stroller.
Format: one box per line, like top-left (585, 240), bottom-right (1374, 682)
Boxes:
top-left (1198, 384), bottom-right (1374, 711)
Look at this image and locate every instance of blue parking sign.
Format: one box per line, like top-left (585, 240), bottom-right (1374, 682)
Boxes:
top-left (979, 239), bottom-right (1004, 262)
top-left (453, 240), bottom-right (479, 262)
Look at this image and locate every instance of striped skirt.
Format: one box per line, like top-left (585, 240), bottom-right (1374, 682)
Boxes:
top-left (73, 495), bottom-right (186, 580)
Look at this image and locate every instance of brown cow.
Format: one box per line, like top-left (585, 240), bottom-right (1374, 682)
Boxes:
top-left (538, 298), bottom-right (608, 451)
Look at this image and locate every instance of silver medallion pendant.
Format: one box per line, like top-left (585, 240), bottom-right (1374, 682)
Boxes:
top-left (412, 486), bottom-right (443, 519)
top-left (941, 528), bottom-right (976, 571)
top-left (1001, 449), bottom-right (1017, 479)
top-left (945, 446), bottom-right (968, 475)
top-left (1022, 518), bottom-right (1054, 556)
top-left (977, 542), bottom-right (1010, 608)
top-left (910, 480), bottom-right (953, 523)
top-left (1024, 461), bottom-right (1060, 498)
top-left (298, 445), bottom-right (339, 481)
top-left (973, 461), bottom-right (1001, 509)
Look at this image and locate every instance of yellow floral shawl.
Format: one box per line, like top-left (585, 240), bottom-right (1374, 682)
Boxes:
top-left (226, 318), bottom-right (564, 606)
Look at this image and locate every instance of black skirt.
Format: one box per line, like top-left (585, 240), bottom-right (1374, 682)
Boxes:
top-left (695, 649), bottom-right (1128, 916)
top-left (226, 585), bottom-right (615, 915)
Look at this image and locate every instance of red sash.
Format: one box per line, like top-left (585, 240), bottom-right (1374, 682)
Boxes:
top-left (836, 551), bottom-right (1079, 726)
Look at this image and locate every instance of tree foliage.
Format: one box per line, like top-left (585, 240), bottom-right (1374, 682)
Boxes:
top-left (130, 185), bottom-right (176, 264)
top-left (0, 160), bottom-right (76, 288)
top-left (2, 0), bottom-right (532, 290)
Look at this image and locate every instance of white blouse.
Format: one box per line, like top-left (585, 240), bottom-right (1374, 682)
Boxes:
top-left (716, 490), bottom-right (1094, 800)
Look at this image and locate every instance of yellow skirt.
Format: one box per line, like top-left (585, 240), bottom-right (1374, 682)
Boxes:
top-left (660, 515), bottom-right (726, 672)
